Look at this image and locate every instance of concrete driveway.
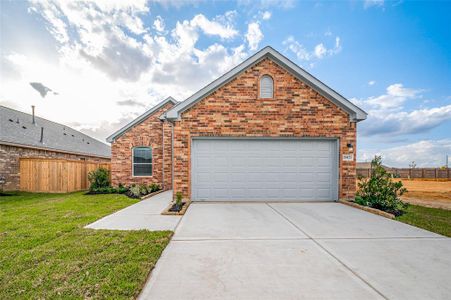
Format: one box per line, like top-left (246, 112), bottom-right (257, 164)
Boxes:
top-left (139, 202), bottom-right (451, 300)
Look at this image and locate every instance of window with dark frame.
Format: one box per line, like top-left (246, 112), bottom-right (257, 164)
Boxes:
top-left (133, 147), bottom-right (152, 176)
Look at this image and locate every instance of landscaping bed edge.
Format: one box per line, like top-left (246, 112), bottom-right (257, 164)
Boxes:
top-left (338, 199), bottom-right (395, 219)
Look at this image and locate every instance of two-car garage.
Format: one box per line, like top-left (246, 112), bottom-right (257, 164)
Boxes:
top-left (191, 138), bottom-right (339, 202)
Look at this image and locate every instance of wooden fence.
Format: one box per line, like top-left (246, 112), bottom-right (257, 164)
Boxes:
top-left (20, 158), bottom-right (110, 193)
top-left (357, 168), bottom-right (450, 180)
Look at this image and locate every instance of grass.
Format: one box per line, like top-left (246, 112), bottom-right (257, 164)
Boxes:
top-left (0, 192), bottom-right (172, 299)
top-left (396, 204), bottom-right (451, 237)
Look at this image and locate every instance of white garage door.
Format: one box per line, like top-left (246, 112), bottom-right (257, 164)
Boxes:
top-left (191, 139), bottom-right (338, 201)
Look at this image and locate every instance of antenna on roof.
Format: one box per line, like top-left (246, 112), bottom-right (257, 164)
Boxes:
top-left (40, 127), bottom-right (44, 143)
top-left (31, 105), bottom-right (36, 125)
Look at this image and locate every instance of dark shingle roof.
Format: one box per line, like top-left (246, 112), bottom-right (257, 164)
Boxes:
top-left (0, 106), bottom-right (110, 158)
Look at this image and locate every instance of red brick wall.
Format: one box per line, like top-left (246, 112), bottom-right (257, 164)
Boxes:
top-left (173, 58), bottom-right (357, 200)
top-left (110, 102), bottom-right (174, 189)
top-left (0, 144), bottom-right (109, 191)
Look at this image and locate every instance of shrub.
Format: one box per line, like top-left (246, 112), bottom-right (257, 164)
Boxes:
top-left (139, 184), bottom-right (148, 196)
top-left (356, 156), bottom-right (408, 216)
top-left (149, 183), bottom-right (161, 193)
top-left (175, 192), bottom-right (183, 210)
top-left (88, 168), bottom-right (110, 191)
top-left (117, 185), bottom-right (128, 194)
top-left (127, 185), bottom-right (141, 198)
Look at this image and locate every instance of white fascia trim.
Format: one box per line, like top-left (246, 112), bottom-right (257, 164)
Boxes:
top-left (106, 97), bottom-right (178, 143)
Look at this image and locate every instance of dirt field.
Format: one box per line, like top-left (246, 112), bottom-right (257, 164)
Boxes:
top-left (357, 179), bottom-right (451, 210)
top-left (400, 180), bottom-right (451, 210)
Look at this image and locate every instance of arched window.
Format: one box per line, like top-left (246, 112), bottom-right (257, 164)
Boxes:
top-left (132, 147), bottom-right (152, 176)
top-left (259, 75), bottom-right (274, 98)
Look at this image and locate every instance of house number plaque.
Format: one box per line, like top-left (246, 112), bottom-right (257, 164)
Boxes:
top-left (342, 154), bottom-right (354, 161)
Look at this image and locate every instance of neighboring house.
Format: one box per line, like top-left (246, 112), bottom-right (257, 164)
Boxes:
top-left (0, 105), bottom-right (111, 191)
top-left (107, 46), bottom-right (367, 201)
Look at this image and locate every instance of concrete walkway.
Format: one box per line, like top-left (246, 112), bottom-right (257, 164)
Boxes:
top-left (85, 190), bottom-right (180, 231)
top-left (140, 202), bottom-right (451, 300)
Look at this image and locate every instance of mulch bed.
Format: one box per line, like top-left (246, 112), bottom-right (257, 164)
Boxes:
top-left (338, 199), bottom-right (395, 219)
top-left (162, 201), bottom-right (190, 215)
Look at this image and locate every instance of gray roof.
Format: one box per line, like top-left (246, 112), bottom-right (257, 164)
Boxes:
top-left (0, 106), bottom-right (110, 158)
top-left (165, 46), bottom-right (367, 122)
top-left (106, 97), bottom-right (178, 143)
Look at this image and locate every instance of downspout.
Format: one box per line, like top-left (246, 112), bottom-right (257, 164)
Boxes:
top-left (171, 121), bottom-right (175, 190)
top-left (161, 119), bottom-right (165, 190)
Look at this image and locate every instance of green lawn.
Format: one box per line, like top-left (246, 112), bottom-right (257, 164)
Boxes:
top-left (396, 204), bottom-right (451, 237)
top-left (0, 192), bottom-right (172, 299)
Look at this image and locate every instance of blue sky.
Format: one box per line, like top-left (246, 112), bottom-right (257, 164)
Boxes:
top-left (1, 0), bottom-right (450, 167)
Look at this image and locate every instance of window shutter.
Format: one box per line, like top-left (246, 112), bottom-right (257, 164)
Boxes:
top-left (260, 75), bottom-right (274, 98)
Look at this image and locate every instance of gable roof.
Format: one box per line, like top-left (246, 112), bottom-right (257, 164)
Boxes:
top-left (106, 97), bottom-right (178, 143)
top-left (165, 46), bottom-right (367, 122)
top-left (0, 106), bottom-right (110, 158)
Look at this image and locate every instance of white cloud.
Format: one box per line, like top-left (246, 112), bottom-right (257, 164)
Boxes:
top-left (364, 0), bottom-right (384, 9)
top-left (150, 0), bottom-right (205, 9)
top-left (363, 83), bottom-right (423, 110)
top-left (283, 35), bottom-right (341, 62)
top-left (368, 80), bottom-right (376, 86)
top-left (261, 11), bottom-right (272, 20)
top-left (352, 83), bottom-right (451, 136)
top-left (362, 105), bottom-right (451, 136)
top-left (283, 36), bottom-right (311, 60)
top-left (238, 0), bottom-right (295, 9)
top-left (245, 22), bottom-right (264, 51)
top-left (358, 139), bottom-right (451, 167)
top-left (189, 12), bottom-right (238, 39)
top-left (314, 43), bottom-right (327, 59)
top-left (153, 16), bottom-right (165, 33)
top-left (1, 2), bottom-right (252, 142)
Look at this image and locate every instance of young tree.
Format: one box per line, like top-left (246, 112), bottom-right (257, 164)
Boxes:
top-left (356, 156), bottom-right (407, 216)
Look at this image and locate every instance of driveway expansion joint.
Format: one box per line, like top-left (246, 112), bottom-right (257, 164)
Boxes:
top-left (266, 203), bottom-right (389, 300)
top-left (314, 236), bottom-right (448, 240)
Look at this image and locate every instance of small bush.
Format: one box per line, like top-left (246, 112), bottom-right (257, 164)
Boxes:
top-left (175, 192), bottom-right (183, 209)
top-left (139, 184), bottom-right (148, 196)
top-left (149, 183), bottom-right (161, 193)
top-left (356, 156), bottom-right (408, 216)
top-left (117, 186), bottom-right (128, 194)
top-left (127, 185), bottom-right (141, 199)
top-left (88, 168), bottom-right (110, 191)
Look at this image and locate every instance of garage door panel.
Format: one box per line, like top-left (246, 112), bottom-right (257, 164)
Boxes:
top-left (191, 139), bottom-right (338, 201)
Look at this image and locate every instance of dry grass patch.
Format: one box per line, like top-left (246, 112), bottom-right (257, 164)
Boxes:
top-left (400, 180), bottom-right (451, 210)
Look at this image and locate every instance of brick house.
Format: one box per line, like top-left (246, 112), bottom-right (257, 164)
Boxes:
top-left (0, 106), bottom-right (110, 191)
top-left (107, 46), bottom-right (367, 201)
